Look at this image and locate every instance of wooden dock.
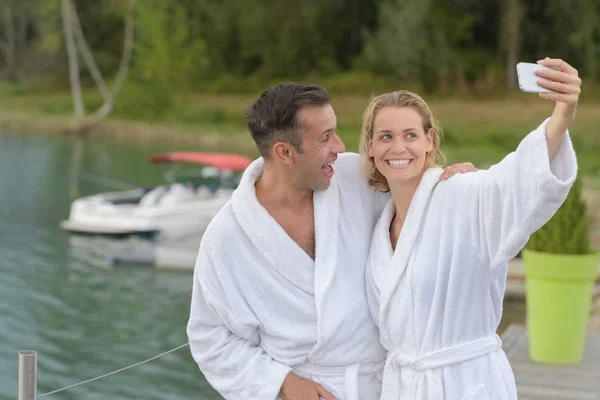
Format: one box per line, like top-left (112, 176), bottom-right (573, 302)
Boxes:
top-left (501, 324), bottom-right (600, 399)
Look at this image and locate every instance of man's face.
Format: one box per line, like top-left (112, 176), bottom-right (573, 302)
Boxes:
top-left (293, 104), bottom-right (346, 191)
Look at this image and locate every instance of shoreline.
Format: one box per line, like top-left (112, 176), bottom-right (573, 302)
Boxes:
top-left (0, 109), bottom-right (259, 153)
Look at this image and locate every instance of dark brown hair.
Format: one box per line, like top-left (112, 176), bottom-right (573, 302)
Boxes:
top-left (245, 82), bottom-right (331, 158)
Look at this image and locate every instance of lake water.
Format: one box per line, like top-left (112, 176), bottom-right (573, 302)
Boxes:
top-left (0, 129), bottom-right (525, 399)
top-left (0, 130), bottom-right (221, 399)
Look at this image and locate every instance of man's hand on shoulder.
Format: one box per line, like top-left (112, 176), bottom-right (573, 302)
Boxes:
top-left (280, 372), bottom-right (339, 400)
top-left (440, 162), bottom-right (478, 181)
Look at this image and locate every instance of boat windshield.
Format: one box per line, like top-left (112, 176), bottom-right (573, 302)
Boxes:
top-left (165, 165), bottom-right (241, 191)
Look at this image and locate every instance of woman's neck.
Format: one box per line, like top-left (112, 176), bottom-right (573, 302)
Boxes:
top-left (389, 173), bottom-right (424, 226)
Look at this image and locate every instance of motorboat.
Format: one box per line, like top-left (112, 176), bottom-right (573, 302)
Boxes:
top-left (60, 152), bottom-right (252, 238)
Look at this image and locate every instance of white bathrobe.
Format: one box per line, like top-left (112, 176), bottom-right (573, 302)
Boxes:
top-left (366, 119), bottom-right (577, 400)
top-left (187, 153), bottom-right (389, 400)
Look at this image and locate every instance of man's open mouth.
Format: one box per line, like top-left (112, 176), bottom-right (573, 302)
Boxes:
top-left (321, 162), bottom-right (335, 177)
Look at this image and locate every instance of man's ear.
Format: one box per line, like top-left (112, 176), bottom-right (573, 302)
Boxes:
top-left (272, 142), bottom-right (295, 165)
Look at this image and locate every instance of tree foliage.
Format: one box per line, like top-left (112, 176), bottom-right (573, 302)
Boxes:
top-left (2, 0), bottom-right (600, 90)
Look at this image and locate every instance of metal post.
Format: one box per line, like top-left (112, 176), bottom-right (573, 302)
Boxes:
top-left (18, 351), bottom-right (37, 400)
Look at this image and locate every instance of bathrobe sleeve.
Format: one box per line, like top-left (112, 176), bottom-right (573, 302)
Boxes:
top-left (472, 117), bottom-right (577, 266)
top-left (335, 152), bottom-right (390, 218)
top-left (187, 246), bottom-right (292, 400)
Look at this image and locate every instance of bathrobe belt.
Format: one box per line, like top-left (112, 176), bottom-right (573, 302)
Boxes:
top-left (294, 359), bottom-right (385, 400)
top-left (381, 334), bottom-right (502, 399)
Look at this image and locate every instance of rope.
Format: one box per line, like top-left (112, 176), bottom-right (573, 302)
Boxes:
top-left (78, 172), bottom-right (139, 190)
top-left (37, 343), bottom-right (189, 398)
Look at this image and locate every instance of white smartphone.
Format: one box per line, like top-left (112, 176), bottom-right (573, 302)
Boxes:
top-left (516, 62), bottom-right (556, 93)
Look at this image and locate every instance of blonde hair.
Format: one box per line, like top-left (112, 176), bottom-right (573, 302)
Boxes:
top-left (359, 90), bottom-right (446, 192)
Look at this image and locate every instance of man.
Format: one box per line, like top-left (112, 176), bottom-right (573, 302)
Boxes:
top-left (187, 83), bottom-right (472, 400)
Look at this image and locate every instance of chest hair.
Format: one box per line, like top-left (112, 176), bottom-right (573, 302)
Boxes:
top-left (274, 207), bottom-right (316, 260)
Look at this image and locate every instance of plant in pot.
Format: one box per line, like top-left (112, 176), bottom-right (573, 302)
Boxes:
top-left (523, 173), bottom-right (599, 364)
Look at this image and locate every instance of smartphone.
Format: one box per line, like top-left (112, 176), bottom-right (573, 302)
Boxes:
top-left (516, 62), bottom-right (556, 93)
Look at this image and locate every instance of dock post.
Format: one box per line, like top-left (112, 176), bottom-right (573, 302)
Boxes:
top-left (18, 351), bottom-right (37, 400)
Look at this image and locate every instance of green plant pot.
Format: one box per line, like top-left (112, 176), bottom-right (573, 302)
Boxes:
top-left (523, 249), bottom-right (599, 364)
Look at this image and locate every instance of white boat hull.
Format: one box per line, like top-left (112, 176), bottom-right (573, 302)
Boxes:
top-left (61, 185), bottom-right (231, 237)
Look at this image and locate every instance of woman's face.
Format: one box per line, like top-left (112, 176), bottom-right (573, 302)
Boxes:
top-left (368, 106), bottom-right (433, 187)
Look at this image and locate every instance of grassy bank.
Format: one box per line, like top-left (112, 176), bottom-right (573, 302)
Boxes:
top-left (0, 83), bottom-right (599, 175)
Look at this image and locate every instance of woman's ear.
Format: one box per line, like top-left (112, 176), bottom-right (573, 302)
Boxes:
top-left (366, 137), bottom-right (374, 157)
top-left (426, 128), bottom-right (435, 154)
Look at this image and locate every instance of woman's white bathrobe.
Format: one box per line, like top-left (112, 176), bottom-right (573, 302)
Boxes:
top-left (187, 153), bottom-right (389, 400)
top-left (366, 119), bottom-right (577, 400)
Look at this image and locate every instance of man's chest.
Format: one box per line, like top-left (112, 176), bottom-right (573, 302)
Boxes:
top-left (273, 209), bottom-right (316, 259)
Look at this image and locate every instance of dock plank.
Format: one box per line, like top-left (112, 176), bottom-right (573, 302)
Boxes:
top-left (501, 324), bottom-right (600, 399)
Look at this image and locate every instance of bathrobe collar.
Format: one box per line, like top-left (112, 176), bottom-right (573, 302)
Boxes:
top-left (378, 168), bottom-right (444, 343)
top-left (231, 158), bottom-right (340, 309)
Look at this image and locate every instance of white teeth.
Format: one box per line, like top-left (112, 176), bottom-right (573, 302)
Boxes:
top-left (387, 159), bottom-right (411, 166)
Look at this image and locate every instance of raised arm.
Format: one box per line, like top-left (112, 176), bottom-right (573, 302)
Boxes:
top-left (536, 58), bottom-right (582, 159)
top-left (471, 58), bottom-right (581, 266)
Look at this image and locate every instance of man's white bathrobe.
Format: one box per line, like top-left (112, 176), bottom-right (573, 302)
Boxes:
top-left (366, 119), bottom-right (577, 400)
top-left (187, 153), bottom-right (389, 400)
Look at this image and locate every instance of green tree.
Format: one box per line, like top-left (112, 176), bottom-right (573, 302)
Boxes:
top-left (1, 0), bottom-right (48, 82)
top-left (362, 0), bottom-right (454, 91)
top-left (313, 0), bottom-right (379, 71)
top-left (132, 0), bottom-right (207, 89)
top-left (521, 0), bottom-right (600, 80)
top-left (236, 0), bottom-right (321, 78)
top-left (121, 0), bottom-right (208, 118)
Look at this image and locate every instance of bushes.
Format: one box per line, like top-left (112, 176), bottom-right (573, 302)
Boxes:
top-left (525, 173), bottom-right (593, 255)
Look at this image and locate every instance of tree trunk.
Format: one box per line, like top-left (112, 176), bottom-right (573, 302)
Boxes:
top-left (69, 0), bottom-right (112, 113)
top-left (61, 0), bottom-right (85, 117)
top-left (15, 4), bottom-right (27, 81)
top-left (2, 4), bottom-right (17, 82)
top-left (95, 0), bottom-right (137, 118)
top-left (109, 0), bottom-right (136, 100)
top-left (502, 0), bottom-right (522, 90)
top-left (67, 0), bottom-right (136, 119)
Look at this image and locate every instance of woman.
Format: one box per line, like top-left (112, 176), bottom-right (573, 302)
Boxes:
top-left (362, 58), bottom-right (581, 399)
